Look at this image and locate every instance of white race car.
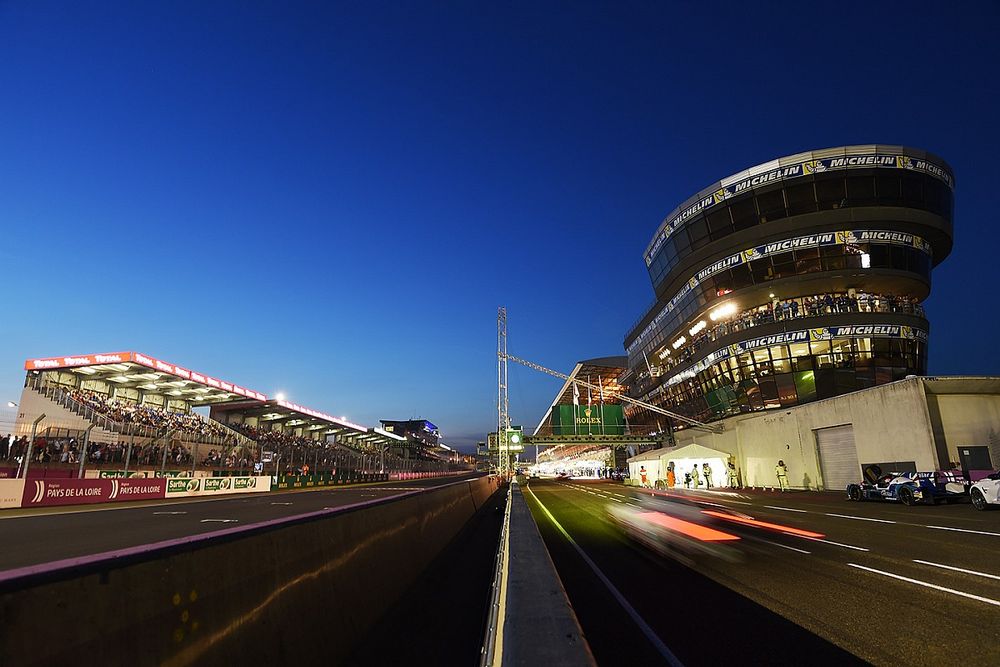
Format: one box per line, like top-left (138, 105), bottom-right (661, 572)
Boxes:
top-left (970, 472), bottom-right (1000, 511)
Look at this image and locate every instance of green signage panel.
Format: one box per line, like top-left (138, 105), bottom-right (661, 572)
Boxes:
top-left (550, 404), bottom-right (624, 436)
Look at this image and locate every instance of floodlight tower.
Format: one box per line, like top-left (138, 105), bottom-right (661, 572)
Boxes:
top-left (497, 306), bottom-right (511, 476)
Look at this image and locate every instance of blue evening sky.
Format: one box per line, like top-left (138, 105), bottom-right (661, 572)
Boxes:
top-left (2, 2), bottom-right (998, 450)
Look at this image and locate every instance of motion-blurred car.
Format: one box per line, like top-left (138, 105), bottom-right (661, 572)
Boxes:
top-left (607, 495), bottom-right (742, 564)
top-left (970, 472), bottom-right (1000, 511)
top-left (847, 467), bottom-right (967, 506)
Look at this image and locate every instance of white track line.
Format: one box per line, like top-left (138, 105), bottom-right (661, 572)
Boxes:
top-left (825, 513), bottom-right (895, 524)
top-left (761, 539), bottom-right (811, 554)
top-left (848, 563), bottom-right (1000, 607)
top-left (913, 559), bottom-right (1000, 582)
top-left (764, 505), bottom-right (807, 513)
top-left (800, 537), bottom-right (869, 551)
top-left (925, 525), bottom-right (1000, 537)
top-left (153, 511), bottom-right (187, 515)
top-left (525, 485), bottom-right (683, 666)
top-left (200, 518), bottom-right (238, 523)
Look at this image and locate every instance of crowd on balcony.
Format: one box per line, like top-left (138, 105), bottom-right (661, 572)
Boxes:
top-left (661, 291), bottom-right (923, 371)
top-left (227, 422), bottom-right (326, 449)
top-left (67, 389), bottom-right (234, 440)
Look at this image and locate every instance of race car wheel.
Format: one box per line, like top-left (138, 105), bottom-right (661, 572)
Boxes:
top-left (847, 485), bottom-right (862, 502)
top-left (898, 486), bottom-right (916, 506)
top-left (971, 488), bottom-right (991, 511)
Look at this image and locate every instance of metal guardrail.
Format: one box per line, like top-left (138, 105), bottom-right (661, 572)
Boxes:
top-left (480, 481), bottom-right (512, 667)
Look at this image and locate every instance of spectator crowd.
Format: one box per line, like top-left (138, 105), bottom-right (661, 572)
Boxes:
top-left (68, 389), bottom-right (234, 440)
top-left (660, 291), bottom-right (923, 371)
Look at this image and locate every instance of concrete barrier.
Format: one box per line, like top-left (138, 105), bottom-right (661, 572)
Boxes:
top-left (483, 484), bottom-right (595, 666)
top-left (0, 475), bottom-right (501, 666)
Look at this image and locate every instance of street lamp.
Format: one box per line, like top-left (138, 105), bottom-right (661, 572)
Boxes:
top-left (6, 401), bottom-right (16, 408)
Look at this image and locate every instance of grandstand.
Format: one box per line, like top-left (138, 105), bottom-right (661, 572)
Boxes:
top-left (9, 351), bottom-right (448, 477)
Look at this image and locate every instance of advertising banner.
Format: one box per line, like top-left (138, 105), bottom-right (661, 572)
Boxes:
top-left (164, 476), bottom-right (271, 498)
top-left (20, 478), bottom-right (166, 508)
top-left (0, 479), bottom-right (25, 509)
top-left (22, 351), bottom-right (267, 401)
top-left (97, 470), bottom-right (153, 478)
top-left (551, 404), bottom-right (625, 436)
top-left (645, 152), bottom-right (954, 265)
top-left (23, 351), bottom-right (134, 371)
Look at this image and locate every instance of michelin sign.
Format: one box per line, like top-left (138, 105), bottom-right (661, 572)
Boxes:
top-left (646, 151), bottom-right (952, 266)
top-left (662, 325), bottom-right (929, 387)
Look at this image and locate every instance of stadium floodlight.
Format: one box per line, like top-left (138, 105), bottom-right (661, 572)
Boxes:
top-left (275, 392), bottom-right (286, 401)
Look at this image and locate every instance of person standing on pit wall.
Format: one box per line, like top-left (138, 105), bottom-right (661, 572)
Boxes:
top-left (639, 465), bottom-right (649, 487)
top-left (667, 462), bottom-right (676, 488)
top-left (702, 462), bottom-right (713, 489)
top-left (691, 464), bottom-right (701, 489)
top-left (775, 460), bottom-right (789, 492)
top-left (683, 470), bottom-right (691, 488)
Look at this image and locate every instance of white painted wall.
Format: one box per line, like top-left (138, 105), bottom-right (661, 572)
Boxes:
top-left (931, 393), bottom-right (1000, 465)
top-left (669, 378), bottom-right (941, 490)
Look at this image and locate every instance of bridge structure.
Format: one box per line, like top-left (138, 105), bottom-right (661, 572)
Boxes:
top-left (491, 307), bottom-right (721, 473)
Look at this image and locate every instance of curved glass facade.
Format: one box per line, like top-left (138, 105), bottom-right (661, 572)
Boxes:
top-left (628, 332), bottom-right (927, 425)
top-left (623, 145), bottom-right (954, 427)
top-left (646, 169), bottom-right (952, 288)
top-left (628, 232), bottom-right (931, 363)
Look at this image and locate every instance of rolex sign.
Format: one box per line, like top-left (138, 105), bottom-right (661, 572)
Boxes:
top-left (551, 404), bottom-right (624, 435)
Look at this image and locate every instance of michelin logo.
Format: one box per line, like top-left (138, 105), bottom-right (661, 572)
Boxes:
top-left (803, 160), bottom-right (827, 175)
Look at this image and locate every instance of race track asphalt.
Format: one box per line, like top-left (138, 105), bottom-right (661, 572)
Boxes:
top-left (523, 479), bottom-right (1000, 667)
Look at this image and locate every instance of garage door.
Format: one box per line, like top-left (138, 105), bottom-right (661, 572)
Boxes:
top-left (814, 425), bottom-right (861, 491)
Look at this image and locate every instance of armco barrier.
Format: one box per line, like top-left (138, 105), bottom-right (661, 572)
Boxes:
top-left (0, 474), bottom-right (502, 666)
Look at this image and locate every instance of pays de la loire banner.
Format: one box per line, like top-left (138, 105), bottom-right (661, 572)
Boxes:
top-left (1, 475), bottom-right (272, 509)
top-left (21, 478), bottom-right (167, 508)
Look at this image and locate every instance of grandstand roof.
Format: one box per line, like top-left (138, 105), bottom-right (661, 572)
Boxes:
top-left (209, 400), bottom-right (408, 449)
top-left (25, 351), bottom-right (267, 405)
top-left (24, 351), bottom-right (408, 449)
top-left (532, 356), bottom-right (628, 436)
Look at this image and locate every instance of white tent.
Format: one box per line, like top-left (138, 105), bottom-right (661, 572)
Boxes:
top-left (627, 448), bottom-right (665, 487)
top-left (658, 443), bottom-right (734, 489)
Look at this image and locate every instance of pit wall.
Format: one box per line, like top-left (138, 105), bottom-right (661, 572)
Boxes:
top-left (0, 475), bottom-right (501, 666)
